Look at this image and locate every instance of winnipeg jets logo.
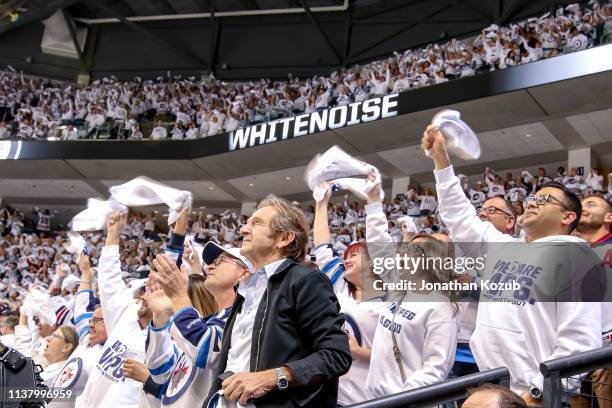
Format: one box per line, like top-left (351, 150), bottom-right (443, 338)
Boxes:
top-left (54, 357), bottom-right (83, 389)
top-left (169, 357), bottom-right (190, 393)
top-left (162, 353), bottom-right (198, 404)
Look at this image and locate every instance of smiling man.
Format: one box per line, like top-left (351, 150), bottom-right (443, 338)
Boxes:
top-left (206, 195), bottom-right (351, 408)
top-left (421, 125), bottom-right (601, 406)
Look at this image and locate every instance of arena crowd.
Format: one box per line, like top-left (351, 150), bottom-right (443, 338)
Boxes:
top-left (0, 1), bottom-right (609, 141)
top-left (0, 144), bottom-right (611, 407)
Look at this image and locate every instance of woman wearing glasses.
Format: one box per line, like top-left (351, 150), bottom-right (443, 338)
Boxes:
top-left (362, 175), bottom-right (459, 398)
top-left (312, 182), bottom-right (386, 406)
top-left (41, 326), bottom-right (79, 386)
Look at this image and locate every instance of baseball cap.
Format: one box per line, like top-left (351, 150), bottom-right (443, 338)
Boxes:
top-left (201, 242), bottom-right (255, 273)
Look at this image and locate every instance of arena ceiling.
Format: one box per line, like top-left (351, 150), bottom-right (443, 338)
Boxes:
top-left (0, 0), bottom-right (591, 80)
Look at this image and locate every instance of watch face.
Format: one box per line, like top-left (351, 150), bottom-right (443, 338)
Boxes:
top-left (278, 378), bottom-right (289, 389)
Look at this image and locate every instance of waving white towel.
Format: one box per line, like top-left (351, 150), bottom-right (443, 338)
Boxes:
top-left (109, 176), bottom-right (192, 225)
top-left (63, 232), bottom-right (86, 258)
top-left (306, 146), bottom-right (383, 202)
top-left (428, 109), bottom-right (481, 160)
top-left (71, 198), bottom-right (128, 232)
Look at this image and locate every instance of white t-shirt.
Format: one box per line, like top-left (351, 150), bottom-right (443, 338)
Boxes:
top-left (37, 212), bottom-right (53, 231)
top-left (313, 244), bottom-right (385, 405)
top-left (151, 127), bottom-right (168, 140)
top-left (76, 246), bottom-right (150, 408)
top-left (468, 190), bottom-right (486, 207)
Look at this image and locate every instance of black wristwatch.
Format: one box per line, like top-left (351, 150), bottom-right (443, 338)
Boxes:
top-left (528, 383), bottom-right (543, 401)
top-left (275, 367), bottom-right (289, 390)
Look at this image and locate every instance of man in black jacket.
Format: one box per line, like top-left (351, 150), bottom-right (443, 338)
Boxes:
top-left (206, 195), bottom-right (351, 408)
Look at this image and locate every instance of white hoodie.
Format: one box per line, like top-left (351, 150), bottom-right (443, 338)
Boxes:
top-left (364, 202), bottom-right (458, 397)
top-left (434, 165), bottom-right (602, 394)
top-left (75, 245), bottom-right (151, 408)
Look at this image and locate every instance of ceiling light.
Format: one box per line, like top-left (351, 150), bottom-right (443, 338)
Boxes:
top-left (208, 186), bottom-right (215, 190)
top-left (285, 176), bottom-right (292, 180)
top-left (525, 133), bottom-right (533, 138)
top-left (248, 183), bottom-right (255, 187)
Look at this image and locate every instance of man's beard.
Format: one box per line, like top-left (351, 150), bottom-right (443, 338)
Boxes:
top-left (577, 217), bottom-right (603, 233)
top-left (137, 306), bottom-right (151, 319)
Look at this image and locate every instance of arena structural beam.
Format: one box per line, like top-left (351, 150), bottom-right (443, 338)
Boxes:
top-left (61, 9), bottom-right (87, 68)
top-left (117, 0), bottom-right (140, 17)
top-left (239, 0), bottom-right (260, 10)
top-left (499, 0), bottom-right (531, 24)
top-left (209, 0), bottom-right (220, 75)
top-left (342, 11), bottom-right (351, 67)
top-left (298, 0), bottom-right (343, 64)
top-left (451, 0), bottom-right (492, 24)
top-left (149, 0), bottom-right (178, 15)
top-left (348, 1), bottom-right (453, 62)
top-left (84, 0), bottom-right (208, 70)
top-left (352, 0), bottom-right (429, 22)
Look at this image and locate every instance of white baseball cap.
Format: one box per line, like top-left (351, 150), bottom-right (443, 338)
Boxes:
top-left (201, 242), bottom-right (255, 273)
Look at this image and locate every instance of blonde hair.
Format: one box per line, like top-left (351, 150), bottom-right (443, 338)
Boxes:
top-left (257, 195), bottom-right (309, 261)
top-left (188, 274), bottom-right (217, 317)
top-left (59, 326), bottom-right (79, 356)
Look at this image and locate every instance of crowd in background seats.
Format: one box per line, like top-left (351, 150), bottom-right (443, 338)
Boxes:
top-left (0, 1), bottom-right (609, 141)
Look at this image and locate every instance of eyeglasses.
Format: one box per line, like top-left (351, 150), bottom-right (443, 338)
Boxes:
top-left (477, 206), bottom-right (513, 217)
top-left (210, 255), bottom-right (244, 269)
top-left (527, 194), bottom-right (571, 211)
top-left (90, 317), bottom-right (104, 326)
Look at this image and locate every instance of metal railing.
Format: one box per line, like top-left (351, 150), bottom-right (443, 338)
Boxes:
top-left (541, 346), bottom-right (612, 408)
top-left (347, 367), bottom-right (510, 408)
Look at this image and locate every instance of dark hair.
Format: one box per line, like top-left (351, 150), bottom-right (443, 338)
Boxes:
top-left (466, 383), bottom-right (527, 408)
top-left (3, 315), bottom-right (18, 329)
top-left (483, 197), bottom-right (516, 218)
top-left (541, 182), bottom-right (582, 233)
top-left (583, 193), bottom-right (612, 213)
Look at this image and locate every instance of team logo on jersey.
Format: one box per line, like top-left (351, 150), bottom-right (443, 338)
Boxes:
top-left (97, 340), bottom-right (128, 383)
top-left (162, 353), bottom-right (198, 404)
top-left (55, 357), bottom-right (83, 389)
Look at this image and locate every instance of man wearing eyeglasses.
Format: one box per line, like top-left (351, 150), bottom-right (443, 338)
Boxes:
top-left (51, 254), bottom-right (108, 408)
top-left (476, 198), bottom-right (516, 236)
top-left (422, 125), bottom-right (601, 406)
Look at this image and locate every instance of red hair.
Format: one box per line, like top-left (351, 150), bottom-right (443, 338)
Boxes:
top-left (343, 242), bottom-right (369, 261)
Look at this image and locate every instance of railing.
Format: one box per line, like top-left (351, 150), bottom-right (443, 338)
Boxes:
top-left (347, 367), bottom-right (510, 408)
top-left (541, 346), bottom-right (612, 408)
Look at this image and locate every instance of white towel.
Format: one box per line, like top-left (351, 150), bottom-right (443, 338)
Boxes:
top-left (109, 176), bottom-right (192, 225)
top-left (306, 146), bottom-right (383, 202)
top-left (428, 109), bottom-right (481, 160)
top-left (63, 232), bottom-right (86, 258)
top-left (71, 198), bottom-right (127, 232)
top-left (23, 288), bottom-right (56, 326)
top-left (313, 177), bottom-right (385, 202)
top-left (397, 216), bottom-right (420, 234)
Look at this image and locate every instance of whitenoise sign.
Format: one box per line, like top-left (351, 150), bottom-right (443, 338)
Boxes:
top-left (228, 94), bottom-right (400, 151)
